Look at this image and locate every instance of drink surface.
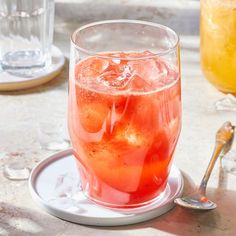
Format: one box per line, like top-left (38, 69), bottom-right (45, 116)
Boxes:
top-left (200, 0), bottom-right (236, 94)
top-left (68, 51), bottom-right (181, 207)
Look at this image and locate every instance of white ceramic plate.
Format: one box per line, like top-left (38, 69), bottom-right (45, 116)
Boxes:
top-left (29, 149), bottom-right (184, 226)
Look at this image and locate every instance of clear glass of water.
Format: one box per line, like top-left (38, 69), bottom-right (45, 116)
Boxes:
top-left (0, 0), bottom-right (54, 77)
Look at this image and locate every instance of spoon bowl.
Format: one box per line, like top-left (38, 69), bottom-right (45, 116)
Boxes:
top-left (174, 193), bottom-right (216, 210)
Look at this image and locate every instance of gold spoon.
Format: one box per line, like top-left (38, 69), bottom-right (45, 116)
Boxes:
top-left (174, 121), bottom-right (234, 210)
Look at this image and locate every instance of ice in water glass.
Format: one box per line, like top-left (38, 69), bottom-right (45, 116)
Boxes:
top-left (0, 0), bottom-right (54, 77)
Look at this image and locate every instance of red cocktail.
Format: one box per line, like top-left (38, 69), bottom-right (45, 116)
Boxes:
top-left (69, 21), bottom-right (181, 208)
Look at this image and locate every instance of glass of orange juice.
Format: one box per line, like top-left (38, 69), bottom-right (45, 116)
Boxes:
top-left (201, 0), bottom-right (236, 109)
top-left (68, 20), bottom-right (181, 208)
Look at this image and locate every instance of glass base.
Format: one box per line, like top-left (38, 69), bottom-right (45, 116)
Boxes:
top-left (83, 183), bottom-right (171, 209)
top-left (1, 50), bottom-right (51, 77)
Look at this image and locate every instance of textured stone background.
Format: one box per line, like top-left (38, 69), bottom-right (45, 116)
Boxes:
top-left (0, 1), bottom-right (236, 235)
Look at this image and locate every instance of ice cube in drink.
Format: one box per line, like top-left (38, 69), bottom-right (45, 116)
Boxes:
top-left (68, 51), bottom-right (181, 207)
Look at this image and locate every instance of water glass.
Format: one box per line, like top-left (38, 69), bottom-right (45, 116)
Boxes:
top-left (0, 0), bottom-right (54, 77)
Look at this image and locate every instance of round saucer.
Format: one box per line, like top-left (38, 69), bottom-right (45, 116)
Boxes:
top-left (0, 45), bottom-right (65, 91)
top-left (29, 149), bottom-right (184, 226)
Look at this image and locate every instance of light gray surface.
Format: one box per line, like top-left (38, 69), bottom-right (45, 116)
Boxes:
top-left (0, 1), bottom-right (236, 235)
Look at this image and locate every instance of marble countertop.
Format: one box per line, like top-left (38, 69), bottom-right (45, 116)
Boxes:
top-left (1, 1), bottom-right (236, 235)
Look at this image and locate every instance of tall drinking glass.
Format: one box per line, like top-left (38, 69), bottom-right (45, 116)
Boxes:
top-left (200, 0), bottom-right (236, 111)
top-left (68, 20), bottom-right (181, 208)
top-left (0, 0), bottom-right (54, 77)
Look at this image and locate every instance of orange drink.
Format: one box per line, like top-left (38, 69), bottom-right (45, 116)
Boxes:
top-left (201, 0), bottom-right (236, 94)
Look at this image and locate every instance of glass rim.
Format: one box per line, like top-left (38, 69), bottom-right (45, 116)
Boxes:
top-left (71, 19), bottom-right (180, 60)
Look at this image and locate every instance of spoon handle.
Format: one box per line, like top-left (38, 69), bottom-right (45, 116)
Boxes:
top-left (198, 122), bottom-right (234, 195)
